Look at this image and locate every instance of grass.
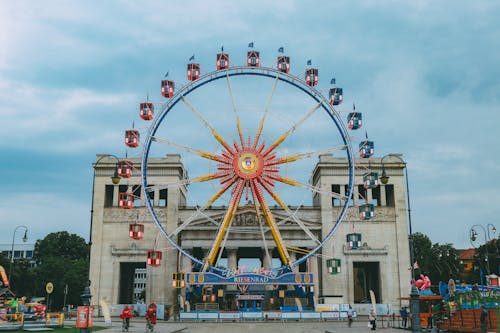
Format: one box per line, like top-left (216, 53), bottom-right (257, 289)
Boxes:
top-left (43, 326), bottom-right (108, 333)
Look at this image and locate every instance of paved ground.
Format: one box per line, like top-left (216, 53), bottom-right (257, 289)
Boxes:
top-left (89, 318), bottom-right (409, 333)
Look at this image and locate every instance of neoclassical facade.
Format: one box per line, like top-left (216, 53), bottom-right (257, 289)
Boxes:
top-left (89, 153), bottom-right (411, 311)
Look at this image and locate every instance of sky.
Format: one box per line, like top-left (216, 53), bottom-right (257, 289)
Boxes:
top-left (0, 1), bottom-right (499, 250)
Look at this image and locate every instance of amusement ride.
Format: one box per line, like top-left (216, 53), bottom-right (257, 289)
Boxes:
top-left (117, 44), bottom-right (377, 309)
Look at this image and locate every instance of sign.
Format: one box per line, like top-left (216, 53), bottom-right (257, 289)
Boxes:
top-left (186, 272), bottom-right (314, 285)
top-left (46, 282), bottom-right (54, 294)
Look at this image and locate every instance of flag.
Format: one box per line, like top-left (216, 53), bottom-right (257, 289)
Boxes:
top-left (307, 59), bottom-right (312, 66)
top-left (221, 45), bottom-right (224, 52)
top-left (353, 103), bottom-right (356, 111)
top-left (164, 71), bottom-right (169, 78)
top-left (248, 42), bottom-right (254, 48)
top-left (278, 47), bottom-right (284, 53)
top-left (189, 54), bottom-right (195, 61)
top-left (330, 78), bottom-right (336, 84)
top-left (365, 130), bottom-right (368, 139)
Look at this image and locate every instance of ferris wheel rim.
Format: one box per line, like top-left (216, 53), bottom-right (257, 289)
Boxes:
top-left (141, 65), bottom-right (355, 274)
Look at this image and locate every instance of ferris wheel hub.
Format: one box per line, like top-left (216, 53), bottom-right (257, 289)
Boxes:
top-left (233, 150), bottom-right (264, 180)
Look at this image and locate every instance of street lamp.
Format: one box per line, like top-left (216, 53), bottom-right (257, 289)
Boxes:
top-left (379, 154), bottom-right (414, 273)
top-left (81, 154), bottom-right (121, 333)
top-left (379, 154), bottom-right (420, 332)
top-left (9, 225), bottom-right (28, 288)
top-left (469, 223), bottom-right (496, 276)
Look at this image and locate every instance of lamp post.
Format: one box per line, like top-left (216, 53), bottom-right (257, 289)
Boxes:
top-left (9, 225), bottom-right (28, 288)
top-left (469, 224), bottom-right (496, 279)
top-left (81, 154), bottom-right (121, 333)
top-left (379, 154), bottom-right (414, 274)
top-left (379, 154), bottom-right (420, 332)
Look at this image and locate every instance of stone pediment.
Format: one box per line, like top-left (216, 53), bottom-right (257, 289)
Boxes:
top-left (184, 205), bottom-right (320, 229)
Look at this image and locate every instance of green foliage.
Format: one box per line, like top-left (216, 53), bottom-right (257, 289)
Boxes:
top-left (411, 232), bottom-right (461, 285)
top-left (7, 231), bottom-right (89, 310)
top-left (469, 237), bottom-right (500, 283)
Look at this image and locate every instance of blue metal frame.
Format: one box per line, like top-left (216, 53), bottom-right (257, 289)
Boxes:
top-left (141, 66), bottom-right (355, 275)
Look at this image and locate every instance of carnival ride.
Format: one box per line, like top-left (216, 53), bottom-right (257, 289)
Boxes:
top-left (118, 45), bottom-right (378, 311)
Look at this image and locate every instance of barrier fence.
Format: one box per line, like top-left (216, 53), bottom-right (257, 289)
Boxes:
top-left (179, 310), bottom-right (358, 322)
top-left (0, 312), bottom-right (65, 330)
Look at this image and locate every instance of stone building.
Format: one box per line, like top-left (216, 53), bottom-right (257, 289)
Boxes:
top-left (88, 153), bottom-right (411, 311)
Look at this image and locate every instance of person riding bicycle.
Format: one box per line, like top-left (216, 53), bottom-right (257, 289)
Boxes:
top-left (120, 304), bottom-right (133, 331)
top-left (145, 302), bottom-right (157, 332)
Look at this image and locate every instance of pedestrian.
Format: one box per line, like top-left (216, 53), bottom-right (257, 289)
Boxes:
top-left (400, 306), bottom-right (408, 329)
top-left (145, 302), bottom-right (157, 332)
top-left (480, 305), bottom-right (488, 333)
top-left (369, 308), bottom-right (377, 330)
top-left (347, 305), bottom-right (354, 327)
top-left (120, 304), bottom-right (133, 332)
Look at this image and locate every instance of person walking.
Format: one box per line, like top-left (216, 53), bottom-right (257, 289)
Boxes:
top-left (369, 308), bottom-right (377, 330)
top-left (400, 306), bottom-right (408, 329)
top-left (480, 305), bottom-right (488, 333)
top-left (347, 305), bottom-right (354, 327)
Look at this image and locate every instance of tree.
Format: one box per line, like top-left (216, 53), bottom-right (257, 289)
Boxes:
top-left (33, 231), bottom-right (89, 310)
top-left (411, 232), bottom-right (461, 287)
top-left (411, 232), bottom-right (433, 275)
top-left (469, 237), bottom-right (500, 284)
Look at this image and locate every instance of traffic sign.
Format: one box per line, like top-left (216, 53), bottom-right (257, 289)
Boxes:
top-left (46, 282), bottom-right (54, 294)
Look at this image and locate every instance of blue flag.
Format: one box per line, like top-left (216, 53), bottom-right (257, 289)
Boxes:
top-left (278, 47), bottom-right (284, 53)
top-left (330, 78), bottom-right (336, 84)
top-left (221, 45), bottom-right (224, 52)
top-left (164, 71), bottom-right (169, 78)
top-left (248, 42), bottom-right (254, 48)
top-left (307, 59), bottom-right (312, 66)
top-left (189, 54), bottom-right (195, 61)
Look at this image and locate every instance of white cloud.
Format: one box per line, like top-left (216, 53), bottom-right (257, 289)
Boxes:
top-left (0, 78), bottom-right (135, 153)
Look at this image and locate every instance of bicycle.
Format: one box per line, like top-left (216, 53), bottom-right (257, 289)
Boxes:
top-left (145, 319), bottom-right (154, 333)
top-left (122, 317), bottom-right (130, 332)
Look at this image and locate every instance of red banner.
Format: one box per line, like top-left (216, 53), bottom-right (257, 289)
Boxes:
top-left (76, 306), bottom-right (93, 328)
top-left (0, 265), bottom-right (9, 287)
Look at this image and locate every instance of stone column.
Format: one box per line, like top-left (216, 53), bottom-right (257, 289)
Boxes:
top-left (309, 255), bottom-right (319, 305)
top-left (263, 247), bottom-right (274, 291)
top-left (380, 185), bottom-right (387, 206)
top-left (180, 252), bottom-right (192, 311)
top-left (227, 248), bottom-right (238, 291)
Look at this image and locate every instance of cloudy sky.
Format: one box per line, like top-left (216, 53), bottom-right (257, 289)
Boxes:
top-left (0, 1), bottom-right (499, 250)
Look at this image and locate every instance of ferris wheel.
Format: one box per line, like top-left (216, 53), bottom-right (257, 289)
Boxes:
top-left (122, 46), bottom-right (375, 276)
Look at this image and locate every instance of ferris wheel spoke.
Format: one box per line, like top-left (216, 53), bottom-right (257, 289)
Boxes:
top-left (266, 174), bottom-right (346, 201)
top-left (204, 179), bottom-right (246, 270)
top-left (262, 102), bottom-right (322, 156)
top-left (257, 178), bottom-right (320, 245)
top-left (249, 187), bottom-right (272, 266)
top-left (267, 145), bottom-right (348, 166)
top-left (151, 136), bottom-right (230, 164)
top-left (169, 206), bottom-right (211, 238)
top-left (169, 178), bottom-right (237, 238)
top-left (226, 73), bottom-right (245, 147)
top-left (254, 74), bottom-right (280, 149)
top-left (250, 179), bottom-right (292, 266)
top-left (205, 176), bottom-right (239, 207)
top-left (180, 95), bottom-right (235, 154)
top-left (147, 171), bottom-right (232, 194)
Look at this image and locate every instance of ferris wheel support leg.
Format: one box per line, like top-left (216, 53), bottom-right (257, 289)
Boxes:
top-left (204, 179), bottom-right (245, 269)
top-left (250, 180), bottom-right (291, 267)
top-left (258, 179), bottom-right (320, 245)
